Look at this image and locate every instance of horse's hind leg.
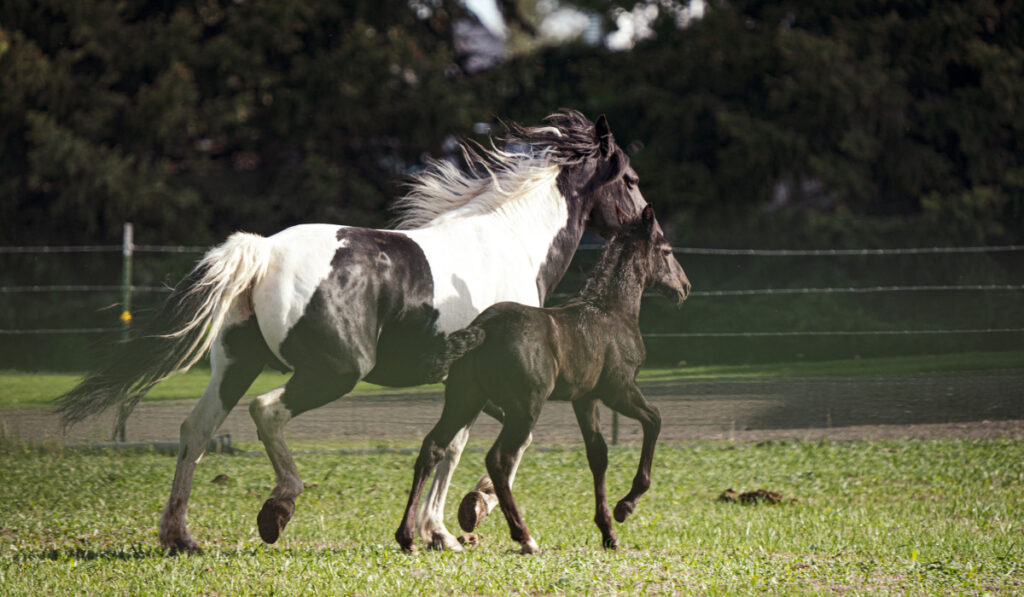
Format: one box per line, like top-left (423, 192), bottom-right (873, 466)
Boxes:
top-left (572, 397), bottom-right (617, 549)
top-left (397, 385), bottom-right (485, 552)
top-left (601, 383), bottom-right (661, 523)
top-left (249, 368), bottom-right (359, 544)
top-left (159, 317), bottom-right (265, 555)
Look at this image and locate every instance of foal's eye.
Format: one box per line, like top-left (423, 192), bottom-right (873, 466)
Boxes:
top-left (661, 247), bottom-right (673, 256)
top-left (624, 175), bottom-right (639, 188)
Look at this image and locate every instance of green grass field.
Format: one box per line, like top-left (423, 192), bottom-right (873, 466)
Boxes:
top-left (2, 350), bottom-right (1021, 410)
top-left (1, 438), bottom-right (1021, 594)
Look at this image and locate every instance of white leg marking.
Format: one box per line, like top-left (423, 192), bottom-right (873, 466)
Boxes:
top-left (416, 425), bottom-right (471, 551)
top-left (159, 339), bottom-right (236, 551)
top-left (249, 387), bottom-right (304, 500)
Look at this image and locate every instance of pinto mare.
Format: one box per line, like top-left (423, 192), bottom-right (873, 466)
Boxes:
top-left (55, 111), bottom-right (658, 555)
top-left (396, 205), bottom-right (689, 554)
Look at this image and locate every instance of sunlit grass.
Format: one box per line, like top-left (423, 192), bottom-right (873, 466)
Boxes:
top-left (1, 438), bottom-right (1021, 594)
top-left (2, 350), bottom-right (1020, 410)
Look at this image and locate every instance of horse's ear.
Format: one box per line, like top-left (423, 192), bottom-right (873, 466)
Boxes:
top-left (595, 114), bottom-right (615, 157)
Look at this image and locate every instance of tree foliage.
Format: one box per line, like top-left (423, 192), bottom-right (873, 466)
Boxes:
top-left (1, 0), bottom-right (1021, 246)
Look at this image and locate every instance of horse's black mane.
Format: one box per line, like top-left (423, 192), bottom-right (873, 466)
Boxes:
top-left (506, 109), bottom-right (607, 166)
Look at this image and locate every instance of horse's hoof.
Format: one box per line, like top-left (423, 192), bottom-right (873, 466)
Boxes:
top-left (257, 497), bottom-right (295, 544)
top-left (613, 499), bottom-right (634, 523)
top-left (519, 538), bottom-right (541, 555)
top-left (457, 533), bottom-right (481, 547)
top-left (165, 537), bottom-right (202, 556)
top-left (458, 490), bottom-right (490, 532)
top-left (603, 536), bottom-right (619, 550)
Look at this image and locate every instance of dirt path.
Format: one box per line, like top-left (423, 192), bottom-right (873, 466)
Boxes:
top-left (3, 370), bottom-right (1022, 445)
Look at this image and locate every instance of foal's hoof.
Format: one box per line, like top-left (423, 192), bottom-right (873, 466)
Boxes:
top-left (458, 490), bottom-right (490, 532)
top-left (165, 537), bottom-right (202, 556)
top-left (602, 536), bottom-right (619, 550)
top-left (613, 499), bottom-right (635, 523)
top-left (257, 497), bottom-right (295, 544)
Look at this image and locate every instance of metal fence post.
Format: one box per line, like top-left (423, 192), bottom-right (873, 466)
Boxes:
top-left (115, 223), bottom-right (133, 443)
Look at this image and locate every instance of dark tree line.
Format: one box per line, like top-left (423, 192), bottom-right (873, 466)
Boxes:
top-left (2, 0), bottom-right (1021, 248)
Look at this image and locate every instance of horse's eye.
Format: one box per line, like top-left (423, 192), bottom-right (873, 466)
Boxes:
top-left (625, 176), bottom-right (639, 188)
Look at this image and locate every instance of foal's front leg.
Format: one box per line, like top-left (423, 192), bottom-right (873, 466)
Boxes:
top-left (602, 383), bottom-right (662, 523)
top-left (571, 398), bottom-right (617, 549)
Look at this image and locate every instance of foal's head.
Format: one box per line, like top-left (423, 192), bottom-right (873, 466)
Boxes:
top-left (624, 205), bottom-right (691, 305)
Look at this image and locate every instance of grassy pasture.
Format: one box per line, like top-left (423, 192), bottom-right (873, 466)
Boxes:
top-left (1, 438), bottom-right (1021, 594)
top-left (2, 350), bottom-right (1021, 410)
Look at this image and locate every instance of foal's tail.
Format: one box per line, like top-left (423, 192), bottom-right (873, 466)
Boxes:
top-left (55, 232), bottom-right (273, 430)
top-left (425, 326), bottom-right (486, 383)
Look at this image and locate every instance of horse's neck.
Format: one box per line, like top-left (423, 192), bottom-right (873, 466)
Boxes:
top-left (423, 174), bottom-right (590, 304)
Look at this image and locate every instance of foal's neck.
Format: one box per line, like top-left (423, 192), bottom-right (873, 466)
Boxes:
top-left (578, 244), bottom-right (647, 317)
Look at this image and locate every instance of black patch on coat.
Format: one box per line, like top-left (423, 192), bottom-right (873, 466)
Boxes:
top-left (218, 316), bottom-right (283, 410)
top-left (277, 228), bottom-right (442, 412)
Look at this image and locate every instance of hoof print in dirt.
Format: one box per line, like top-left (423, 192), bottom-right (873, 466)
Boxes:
top-left (257, 498), bottom-right (295, 544)
top-left (717, 488), bottom-right (785, 505)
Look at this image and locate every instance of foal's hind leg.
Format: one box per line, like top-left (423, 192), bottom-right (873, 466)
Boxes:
top-left (456, 432), bottom-right (532, 534)
top-left (487, 408), bottom-right (543, 554)
top-left (572, 397), bottom-right (617, 549)
top-left (601, 383), bottom-right (662, 523)
top-left (159, 318), bottom-right (265, 555)
top-left (397, 386), bottom-right (485, 552)
top-left (249, 369), bottom-right (360, 544)
top-left (455, 402), bottom-right (532, 534)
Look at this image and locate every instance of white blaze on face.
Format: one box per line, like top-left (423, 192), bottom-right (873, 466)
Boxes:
top-left (253, 224), bottom-right (349, 365)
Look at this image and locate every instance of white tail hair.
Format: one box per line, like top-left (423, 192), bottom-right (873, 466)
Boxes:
top-left (55, 232), bottom-right (273, 429)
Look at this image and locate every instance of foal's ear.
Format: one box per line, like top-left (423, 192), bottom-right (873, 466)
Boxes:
top-left (595, 114), bottom-right (615, 157)
top-left (641, 204), bottom-right (656, 233)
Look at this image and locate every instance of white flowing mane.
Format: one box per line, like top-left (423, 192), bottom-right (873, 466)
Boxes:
top-left (391, 111), bottom-right (603, 230)
top-left (390, 143), bottom-right (561, 230)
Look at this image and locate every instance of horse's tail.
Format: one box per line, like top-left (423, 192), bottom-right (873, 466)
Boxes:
top-left (55, 232), bottom-right (273, 430)
top-left (424, 326), bottom-right (487, 383)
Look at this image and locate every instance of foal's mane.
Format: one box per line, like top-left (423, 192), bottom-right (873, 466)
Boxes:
top-left (391, 110), bottom-right (603, 230)
top-left (578, 221), bottom-right (651, 309)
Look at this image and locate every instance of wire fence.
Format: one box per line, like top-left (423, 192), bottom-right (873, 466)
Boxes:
top-left (2, 227), bottom-right (1022, 445)
top-left (2, 227), bottom-right (1023, 338)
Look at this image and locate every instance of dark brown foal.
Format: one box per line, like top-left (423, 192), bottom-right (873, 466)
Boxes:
top-left (395, 205), bottom-right (690, 554)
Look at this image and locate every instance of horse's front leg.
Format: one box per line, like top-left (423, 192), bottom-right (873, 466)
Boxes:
top-left (602, 384), bottom-right (661, 523)
top-left (415, 426), bottom-right (471, 551)
top-left (571, 397), bottom-right (617, 549)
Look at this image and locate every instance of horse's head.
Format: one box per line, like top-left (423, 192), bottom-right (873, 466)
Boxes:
top-left (512, 111), bottom-right (652, 238)
top-left (579, 114), bottom-right (650, 238)
top-left (634, 205), bottom-right (691, 305)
